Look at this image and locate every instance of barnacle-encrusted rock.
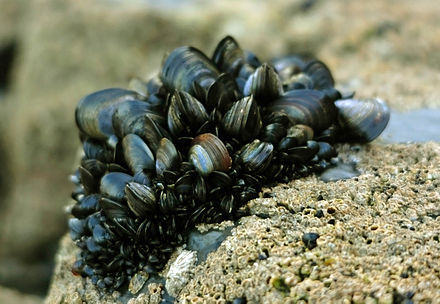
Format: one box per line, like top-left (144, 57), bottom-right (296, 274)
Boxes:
top-left (68, 35), bottom-right (390, 291)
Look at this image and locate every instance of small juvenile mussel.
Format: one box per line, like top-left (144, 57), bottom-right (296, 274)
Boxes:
top-left (69, 36), bottom-right (390, 291)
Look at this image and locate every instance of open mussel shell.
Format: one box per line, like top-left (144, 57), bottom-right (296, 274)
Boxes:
top-left (267, 89), bottom-right (337, 133)
top-left (335, 97), bottom-right (390, 142)
top-left (155, 138), bottom-right (181, 177)
top-left (239, 139), bottom-right (274, 173)
top-left (189, 133), bottom-right (232, 176)
top-left (243, 63), bottom-right (283, 103)
top-left (167, 91), bottom-right (209, 137)
top-left (160, 46), bottom-right (219, 101)
top-left (222, 95), bottom-right (262, 143)
top-left (75, 88), bottom-right (139, 141)
top-left (125, 182), bottom-right (157, 218)
top-left (122, 134), bottom-right (155, 175)
top-left (212, 35), bottom-right (245, 75)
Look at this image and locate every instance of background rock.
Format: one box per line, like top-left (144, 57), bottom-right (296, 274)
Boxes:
top-left (0, 0), bottom-right (438, 301)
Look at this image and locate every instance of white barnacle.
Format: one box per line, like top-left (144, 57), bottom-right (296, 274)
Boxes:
top-left (165, 250), bottom-right (198, 298)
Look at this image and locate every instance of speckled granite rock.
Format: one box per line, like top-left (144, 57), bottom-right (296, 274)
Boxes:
top-left (46, 142), bottom-right (440, 303)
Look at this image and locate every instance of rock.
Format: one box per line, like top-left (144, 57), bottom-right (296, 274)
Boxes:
top-left (0, 0), bottom-right (436, 300)
top-left (47, 142), bottom-right (440, 302)
top-left (0, 285), bottom-right (42, 304)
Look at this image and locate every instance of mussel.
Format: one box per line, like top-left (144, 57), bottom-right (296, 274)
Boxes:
top-left (239, 140), bottom-right (274, 173)
top-left (189, 133), bottom-right (232, 176)
top-left (267, 89), bottom-right (337, 133)
top-left (212, 35), bottom-right (246, 76)
top-left (69, 35), bottom-right (391, 291)
top-left (160, 46), bottom-right (219, 101)
top-left (243, 63), bottom-right (283, 103)
top-left (167, 91), bottom-right (209, 137)
top-left (222, 96), bottom-right (262, 143)
top-left (335, 97), bottom-right (390, 142)
top-left (75, 88), bottom-right (140, 144)
top-left (122, 134), bottom-right (155, 176)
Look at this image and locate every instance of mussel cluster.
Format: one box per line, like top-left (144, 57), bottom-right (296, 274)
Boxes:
top-left (69, 36), bottom-right (390, 290)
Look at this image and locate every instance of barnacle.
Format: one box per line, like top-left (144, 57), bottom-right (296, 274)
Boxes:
top-left (69, 36), bottom-right (390, 290)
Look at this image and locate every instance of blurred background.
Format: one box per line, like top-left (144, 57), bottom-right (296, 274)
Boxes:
top-left (0, 0), bottom-right (439, 302)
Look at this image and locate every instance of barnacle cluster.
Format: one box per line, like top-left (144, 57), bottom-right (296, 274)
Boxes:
top-left (69, 36), bottom-right (390, 290)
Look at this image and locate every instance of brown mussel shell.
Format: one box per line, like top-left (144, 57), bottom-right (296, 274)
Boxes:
top-left (189, 133), bottom-right (232, 176)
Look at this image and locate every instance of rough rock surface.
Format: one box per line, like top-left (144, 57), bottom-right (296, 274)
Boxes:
top-left (46, 142), bottom-right (440, 303)
top-left (0, 0), bottom-right (438, 302)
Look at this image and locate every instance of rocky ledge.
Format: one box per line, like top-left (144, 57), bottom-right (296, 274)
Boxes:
top-left (46, 142), bottom-right (440, 303)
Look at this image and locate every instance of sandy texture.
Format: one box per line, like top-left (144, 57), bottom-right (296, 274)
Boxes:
top-left (46, 142), bottom-right (440, 303)
top-left (0, 0), bottom-right (438, 301)
top-left (180, 143), bottom-right (440, 303)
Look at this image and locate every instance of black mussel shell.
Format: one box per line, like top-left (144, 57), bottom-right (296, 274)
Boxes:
top-left (284, 73), bottom-right (314, 91)
top-left (160, 46), bottom-right (219, 101)
top-left (302, 59), bottom-right (334, 90)
top-left (155, 138), bottom-right (181, 177)
top-left (99, 172), bottom-right (133, 202)
top-left (122, 134), bottom-right (155, 175)
top-left (271, 55), bottom-right (307, 82)
top-left (335, 97), bottom-right (390, 142)
top-left (222, 96), bottom-right (262, 143)
top-left (212, 35), bottom-right (245, 76)
top-left (206, 73), bottom-right (242, 113)
top-left (243, 63), bottom-right (283, 104)
top-left (112, 100), bottom-right (166, 140)
top-left (239, 139), bottom-right (274, 173)
top-left (267, 89), bottom-right (337, 133)
top-left (167, 91), bottom-right (209, 137)
top-left (125, 182), bottom-right (157, 218)
top-left (75, 88), bottom-right (139, 142)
